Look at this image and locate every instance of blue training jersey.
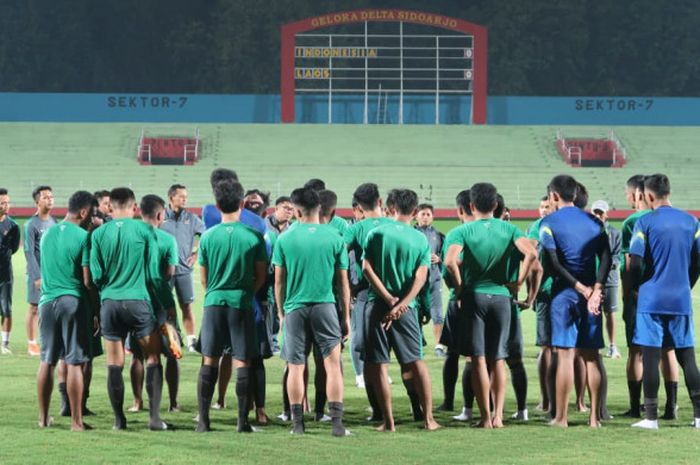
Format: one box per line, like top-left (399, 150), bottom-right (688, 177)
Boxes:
top-left (629, 206), bottom-right (700, 316)
top-left (539, 206), bottom-right (607, 292)
top-left (202, 204), bottom-right (271, 256)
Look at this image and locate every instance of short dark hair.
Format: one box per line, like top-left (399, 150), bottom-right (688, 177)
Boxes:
top-left (417, 203), bottom-right (433, 212)
top-left (470, 183), bottom-right (498, 214)
top-left (275, 196), bottom-right (291, 206)
top-left (352, 183), bottom-right (380, 210)
top-left (385, 189), bottom-right (398, 211)
top-left (94, 190), bottom-right (110, 201)
top-left (0, 188), bottom-right (7, 196)
top-left (214, 180), bottom-right (244, 214)
top-left (32, 185), bottom-right (52, 202)
top-left (455, 190), bottom-right (472, 215)
top-left (393, 189), bottom-right (418, 215)
top-left (574, 182), bottom-right (588, 209)
top-left (540, 195), bottom-right (548, 202)
top-left (291, 187), bottom-right (320, 213)
top-left (167, 184), bottom-right (186, 199)
top-left (644, 173), bottom-right (671, 198)
top-left (140, 194), bottom-right (166, 218)
top-left (244, 188), bottom-right (270, 215)
top-left (68, 191), bottom-right (96, 215)
top-left (494, 194), bottom-right (505, 219)
top-left (210, 168), bottom-right (238, 189)
top-left (547, 175), bottom-right (577, 203)
top-left (626, 174), bottom-right (646, 191)
top-left (110, 187), bottom-right (136, 209)
top-left (304, 178), bottom-right (326, 191)
top-left (318, 189), bottom-right (338, 218)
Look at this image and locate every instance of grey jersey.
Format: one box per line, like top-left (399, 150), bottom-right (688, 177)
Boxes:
top-left (24, 214), bottom-right (56, 282)
top-left (415, 225), bottom-right (444, 282)
top-left (160, 208), bottom-right (205, 275)
top-left (605, 223), bottom-right (622, 287)
top-left (0, 217), bottom-right (21, 282)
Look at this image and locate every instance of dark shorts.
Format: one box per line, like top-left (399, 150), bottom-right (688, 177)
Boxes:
top-left (27, 277), bottom-right (41, 305)
top-left (535, 295), bottom-right (552, 347)
top-left (171, 273), bottom-right (195, 305)
top-left (100, 299), bottom-right (156, 342)
top-left (603, 285), bottom-right (619, 313)
top-left (39, 295), bottom-right (90, 365)
top-left (622, 293), bottom-right (637, 347)
top-left (506, 304), bottom-right (524, 359)
top-left (364, 299), bottom-right (423, 365)
top-left (633, 313), bottom-right (694, 349)
top-left (429, 280), bottom-right (444, 325)
top-left (550, 288), bottom-right (604, 350)
top-left (350, 290), bottom-right (369, 357)
top-left (463, 293), bottom-right (511, 360)
top-left (128, 311), bottom-right (181, 359)
top-left (281, 303), bottom-right (341, 365)
top-left (440, 298), bottom-right (470, 355)
top-left (200, 306), bottom-right (259, 361)
top-left (0, 281), bottom-right (12, 318)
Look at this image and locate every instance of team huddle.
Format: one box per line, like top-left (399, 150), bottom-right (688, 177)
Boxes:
top-left (0, 169), bottom-right (699, 434)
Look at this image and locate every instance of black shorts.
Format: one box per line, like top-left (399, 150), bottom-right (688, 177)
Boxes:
top-left (281, 303), bottom-right (341, 365)
top-left (364, 299), bottom-right (423, 365)
top-left (623, 292), bottom-right (637, 347)
top-left (0, 281), bottom-right (11, 318)
top-left (439, 298), bottom-right (470, 355)
top-left (463, 293), bottom-right (511, 360)
top-left (100, 299), bottom-right (156, 342)
top-left (39, 295), bottom-right (90, 365)
top-left (506, 304), bottom-right (523, 359)
top-left (535, 295), bottom-right (552, 347)
top-left (200, 306), bottom-right (259, 361)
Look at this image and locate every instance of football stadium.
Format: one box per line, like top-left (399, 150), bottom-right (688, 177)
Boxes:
top-left (1, 3), bottom-right (700, 465)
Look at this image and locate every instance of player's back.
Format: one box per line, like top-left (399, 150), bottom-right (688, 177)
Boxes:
top-left (452, 218), bottom-right (521, 296)
top-left (632, 206), bottom-right (699, 315)
top-left (541, 206), bottom-right (605, 288)
top-left (275, 223), bottom-right (345, 310)
top-left (90, 218), bottom-right (155, 301)
top-left (39, 221), bottom-right (88, 304)
top-left (364, 222), bottom-right (429, 300)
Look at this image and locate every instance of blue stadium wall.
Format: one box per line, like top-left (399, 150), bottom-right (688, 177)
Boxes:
top-left (1, 92), bottom-right (700, 125)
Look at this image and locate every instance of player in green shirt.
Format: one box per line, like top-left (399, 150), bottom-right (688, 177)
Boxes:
top-left (273, 186), bottom-right (350, 436)
top-left (620, 175), bottom-right (679, 419)
top-left (127, 195), bottom-right (181, 414)
top-left (36, 191), bottom-right (96, 431)
top-left (445, 183), bottom-right (537, 429)
top-left (343, 183), bottom-right (395, 421)
top-left (195, 180), bottom-right (267, 433)
top-left (362, 189), bottom-right (440, 433)
top-left (89, 187), bottom-right (166, 431)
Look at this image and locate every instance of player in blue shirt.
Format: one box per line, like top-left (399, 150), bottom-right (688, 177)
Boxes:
top-left (628, 174), bottom-right (700, 430)
top-left (539, 175), bottom-right (611, 428)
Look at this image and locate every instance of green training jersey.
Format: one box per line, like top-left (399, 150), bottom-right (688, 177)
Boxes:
top-left (442, 226), bottom-right (465, 301)
top-left (39, 221), bottom-right (89, 305)
top-left (272, 223), bottom-right (348, 313)
top-left (198, 222), bottom-right (267, 309)
top-left (445, 218), bottom-right (524, 297)
top-left (329, 215), bottom-right (349, 236)
top-left (89, 218), bottom-right (158, 302)
top-left (363, 222), bottom-right (431, 306)
top-left (149, 227), bottom-right (179, 311)
top-left (527, 217), bottom-right (553, 296)
top-left (620, 209), bottom-right (651, 269)
top-left (344, 217), bottom-right (395, 289)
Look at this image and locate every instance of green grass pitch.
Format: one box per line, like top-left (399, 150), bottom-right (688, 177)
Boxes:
top-left (1, 221), bottom-right (700, 465)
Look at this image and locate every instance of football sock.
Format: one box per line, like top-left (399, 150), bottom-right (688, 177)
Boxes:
top-left (675, 347), bottom-right (700, 418)
top-left (291, 403), bottom-right (305, 434)
top-left (329, 401), bottom-right (347, 436)
top-left (236, 367), bottom-right (252, 432)
top-left (442, 351), bottom-right (459, 410)
top-left (107, 365), bottom-right (127, 429)
top-left (509, 360), bottom-right (528, 412)
top-left (196, 365), bottom-right (218, 431)
top-left (642, 346), bottom-right (661, 421)
top-left (146, 364), bottom-right (165, 429)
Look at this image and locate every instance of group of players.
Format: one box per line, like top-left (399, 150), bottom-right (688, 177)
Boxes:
top-left (0, 169), bottom-right (699, 433)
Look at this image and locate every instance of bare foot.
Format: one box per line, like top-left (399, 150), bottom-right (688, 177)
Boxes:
top-left (472, 420), bottom-right (493, 429)
top-left (492, 416), bottom-right (504, 428)
top-left (71, 422), bottom-right (93, 432)
top-left (376, 422), bottom-right (395, 432)
top-left (256, 409), bottom-right (270, 425)
top-left (128, 402), bottom-right (142, 413)
top-left (424, 418), bottom-right (441, 431)
top-left (548, 419), bottom-right (568, 428)
top-left (38, 416), bottom-right (54, 428)
top-left (588, 419), bottom-right (602, 429)
top-left (577, 403), bottom-right (588, 413)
